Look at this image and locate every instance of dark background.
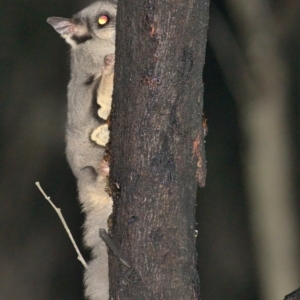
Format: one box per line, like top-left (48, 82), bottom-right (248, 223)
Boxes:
top-left (1, 0), bottom-right (299, 299)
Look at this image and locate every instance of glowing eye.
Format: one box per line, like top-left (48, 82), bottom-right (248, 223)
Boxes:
top-left (98, 15), bottom-right (109, 25)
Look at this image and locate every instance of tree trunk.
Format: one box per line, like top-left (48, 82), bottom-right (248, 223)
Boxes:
top-left (109, 0), bottom-right (210, 299)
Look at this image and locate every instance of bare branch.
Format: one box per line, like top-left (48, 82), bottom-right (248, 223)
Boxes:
top-left (35, 182), bottom-right (87, 269)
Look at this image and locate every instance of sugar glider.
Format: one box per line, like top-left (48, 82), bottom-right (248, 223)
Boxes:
top-left (47, 1), bottom-right (117, 299)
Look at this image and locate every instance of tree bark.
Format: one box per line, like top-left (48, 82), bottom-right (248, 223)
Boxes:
top-left (108, 0), bottom-right (209, 299)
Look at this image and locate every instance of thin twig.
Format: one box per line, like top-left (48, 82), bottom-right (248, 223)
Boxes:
top-left (35, 182), bottom-right (87, 269)
top-left (99, 228), bottom-right (131, 268)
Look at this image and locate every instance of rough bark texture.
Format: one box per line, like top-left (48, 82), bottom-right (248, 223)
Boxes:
top-left (108, 0), bottom-right (209, 299)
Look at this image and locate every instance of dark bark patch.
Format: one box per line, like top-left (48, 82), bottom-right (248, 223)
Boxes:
top-left (179, 49), bottom-right (194, 81)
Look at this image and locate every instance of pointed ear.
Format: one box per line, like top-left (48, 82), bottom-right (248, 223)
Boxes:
top-left (46, 17), bottom-right (77, 35)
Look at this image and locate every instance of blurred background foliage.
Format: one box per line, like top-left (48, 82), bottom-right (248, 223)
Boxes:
top-left (0, 0), bottom-right (299, 299)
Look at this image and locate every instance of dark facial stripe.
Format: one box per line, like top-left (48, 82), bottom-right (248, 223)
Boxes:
top-left (71, 34), bottom-right (92, 44)
top-left (86, 17), bottom-right (92, 34)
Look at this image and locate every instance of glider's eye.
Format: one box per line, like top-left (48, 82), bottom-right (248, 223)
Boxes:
top-left (98, 15), bottom-right (109, 26)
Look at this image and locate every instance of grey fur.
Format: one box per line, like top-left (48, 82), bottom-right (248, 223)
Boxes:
top-left (47, 1), bottom-right (117, 299)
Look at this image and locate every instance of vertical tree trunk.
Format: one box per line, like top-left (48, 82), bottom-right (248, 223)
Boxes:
top-left (109, 0), bottom-right (210, 299)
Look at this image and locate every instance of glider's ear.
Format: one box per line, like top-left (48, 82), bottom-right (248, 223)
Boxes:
top-left (47, 17), bottom-right (77, 35)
